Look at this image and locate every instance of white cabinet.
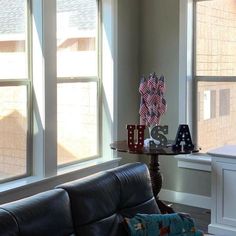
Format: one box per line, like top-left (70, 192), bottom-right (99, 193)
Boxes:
top-left (208, 145), bottom-right (236, 236)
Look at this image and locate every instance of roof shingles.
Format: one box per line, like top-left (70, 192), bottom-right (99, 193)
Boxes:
top-left (0, 0), bottom-right (96, 35)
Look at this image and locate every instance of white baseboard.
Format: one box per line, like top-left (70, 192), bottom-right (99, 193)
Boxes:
top-left (159, 189), bottom-right (211, 210)
top-left (208, 223), bottom-right (236, 236)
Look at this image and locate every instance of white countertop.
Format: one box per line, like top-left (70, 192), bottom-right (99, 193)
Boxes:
top-left (207, 145), bottom-right (236, 158)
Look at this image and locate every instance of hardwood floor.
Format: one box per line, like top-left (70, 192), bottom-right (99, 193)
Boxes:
top-left (167, 202), bottom-right (211, 234)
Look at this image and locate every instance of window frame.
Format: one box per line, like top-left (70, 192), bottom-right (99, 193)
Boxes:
top-left (56, 0), bottom-right (102, 167)
top-left (0, 0), bottom-right (118, 188)
top-left (193, 0), bottom-right (236, 151)
top-left (57, 78), bottom-right (101, 167)
top-left (0, 0), bottom-right (33, 183)
top-left (31, 0), bottom-right (117, 178)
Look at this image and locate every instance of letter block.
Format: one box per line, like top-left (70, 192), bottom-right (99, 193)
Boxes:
top-left (127, 125), bottom-right (146, 151)
top-left (172, 124), bottom-right (194, 152)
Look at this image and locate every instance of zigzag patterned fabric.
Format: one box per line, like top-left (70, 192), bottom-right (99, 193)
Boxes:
top-left (139, 73), bottom-right (167, 127)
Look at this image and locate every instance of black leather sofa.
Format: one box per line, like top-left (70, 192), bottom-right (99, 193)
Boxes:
top-left (0, 163), bottom-right (160, 236)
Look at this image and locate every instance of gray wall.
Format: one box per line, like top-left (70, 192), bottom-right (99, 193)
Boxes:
top-left (117, 0), bottom-right (141, 139)
top-left (116, 0), bottom-right (141, 164)
top-left (138, 0), bottom-right (211, 196)
top-left (160, 158), bottom-right (211, 196)
top-left (0, 0), bottom-right (211, 203)
top-left (140, 0), bottom-right (180, 137)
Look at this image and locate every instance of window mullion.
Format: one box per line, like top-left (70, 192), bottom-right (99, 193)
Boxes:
top-left (32, 0), bottom-right (57, 178)
top-left (42, 0), bottom-right (57, 177)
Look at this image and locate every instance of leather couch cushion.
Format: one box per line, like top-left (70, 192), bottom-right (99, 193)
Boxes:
top-left (0, 208), bottom-right (19, 235)
top-left (58, 162), bottom-right (160, 236)
top-left (58, 171), bottom-right (121, 226)
top-left (1, 189), bottom-right (75, 236)
top-left (108, 163), bottom-right (158, 211)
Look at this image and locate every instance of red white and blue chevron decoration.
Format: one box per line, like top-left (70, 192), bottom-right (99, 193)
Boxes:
top-left (139, 73), bottom-right (167, 126)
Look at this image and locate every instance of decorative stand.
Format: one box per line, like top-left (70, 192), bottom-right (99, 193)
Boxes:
top-left (149, 154), bottom-right (174, 214)
top-left (111, 123), bottom-right (197, 214)
top-left (149, 155), bottom-right (162, 196)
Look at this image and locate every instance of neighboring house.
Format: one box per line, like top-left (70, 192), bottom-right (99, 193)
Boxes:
top-left (0, 0), bottom-right (96, 52)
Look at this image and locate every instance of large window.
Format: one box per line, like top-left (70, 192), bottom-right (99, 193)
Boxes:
top-left (194, 0), bottom-right (236, 152)
top-left (0, 0), bottom-right (31, 181)
top-left (56, 0), bottom-right (99, 166)
top-left (0, 0), bottom-right (115, 185)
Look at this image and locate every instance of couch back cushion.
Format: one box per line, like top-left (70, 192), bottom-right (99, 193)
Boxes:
top-left (58, 162), bottom-right (160, 236)
top-left (0, 208), bottom-right (19, 235)
top-left (1, 189), bottom-right (75, 236)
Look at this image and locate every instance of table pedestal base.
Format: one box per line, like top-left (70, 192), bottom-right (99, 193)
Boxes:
top-left (149, 154), bottom-right (174, 214)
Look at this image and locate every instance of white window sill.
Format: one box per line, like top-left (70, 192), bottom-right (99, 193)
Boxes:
top-left (175, 153), bottom-right (212, 172)
top-left (57, 157), bottom-right (120, 176)
top-left (0, 157), bottom-right (120, 203)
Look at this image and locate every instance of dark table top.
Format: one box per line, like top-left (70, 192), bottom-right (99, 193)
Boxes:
top-left (110, 140), bottom-right (199, 156)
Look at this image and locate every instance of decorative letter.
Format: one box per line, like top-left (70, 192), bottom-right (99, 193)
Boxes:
top-left (150, 125), bottom-right (168, 148)
top-left (172, 124), bottom-right (194, 152)
top-left (127, 125), bottom-right (146, 151)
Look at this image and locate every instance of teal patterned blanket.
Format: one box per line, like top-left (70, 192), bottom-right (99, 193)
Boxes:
top-left (125, 213), bottom-right (204, 236)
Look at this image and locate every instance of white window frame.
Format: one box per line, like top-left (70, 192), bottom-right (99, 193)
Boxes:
top-left (0, 0), bottom-right (32, 183)
top-left (56, 0), bottom-right (101, 167)
top-left (193, 0), bottom-right (236, 150)
top-left (175, 0), bottom-right (212, 171)
top-left (0, 0), bottom-right (119, 202)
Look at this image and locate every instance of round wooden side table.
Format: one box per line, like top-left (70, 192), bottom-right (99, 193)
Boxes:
top-left (110, 140), bottom-right (199, 213)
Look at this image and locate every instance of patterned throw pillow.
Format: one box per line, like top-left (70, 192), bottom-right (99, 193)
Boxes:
top-left (124, 213), bottom-right (204, 236)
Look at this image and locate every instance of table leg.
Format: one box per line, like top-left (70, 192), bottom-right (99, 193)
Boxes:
top-left (149, 154), bottom-right (174, 214)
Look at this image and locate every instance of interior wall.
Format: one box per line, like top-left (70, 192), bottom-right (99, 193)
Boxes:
top-left (139, 0), bottom-right (211, 197)
top-left (116, 0), bottom-right (141, 164)
top-left (140, 0), bottom-right (180, 137)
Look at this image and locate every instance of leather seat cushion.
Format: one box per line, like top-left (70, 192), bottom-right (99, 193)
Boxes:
top-left (58, 163), bottom-right (160, 236)
top-left (1, 189), bottom-right (75, 236)
top-left (0, 208), bottom-right (19, 235)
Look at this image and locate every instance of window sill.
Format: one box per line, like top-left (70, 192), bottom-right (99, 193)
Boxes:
top-left (175, 153), bottom-right (212, 172)
top-left (57, 157), bottom-right (121, 176)
top-left (0, 157), bottom-right (121, 204)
